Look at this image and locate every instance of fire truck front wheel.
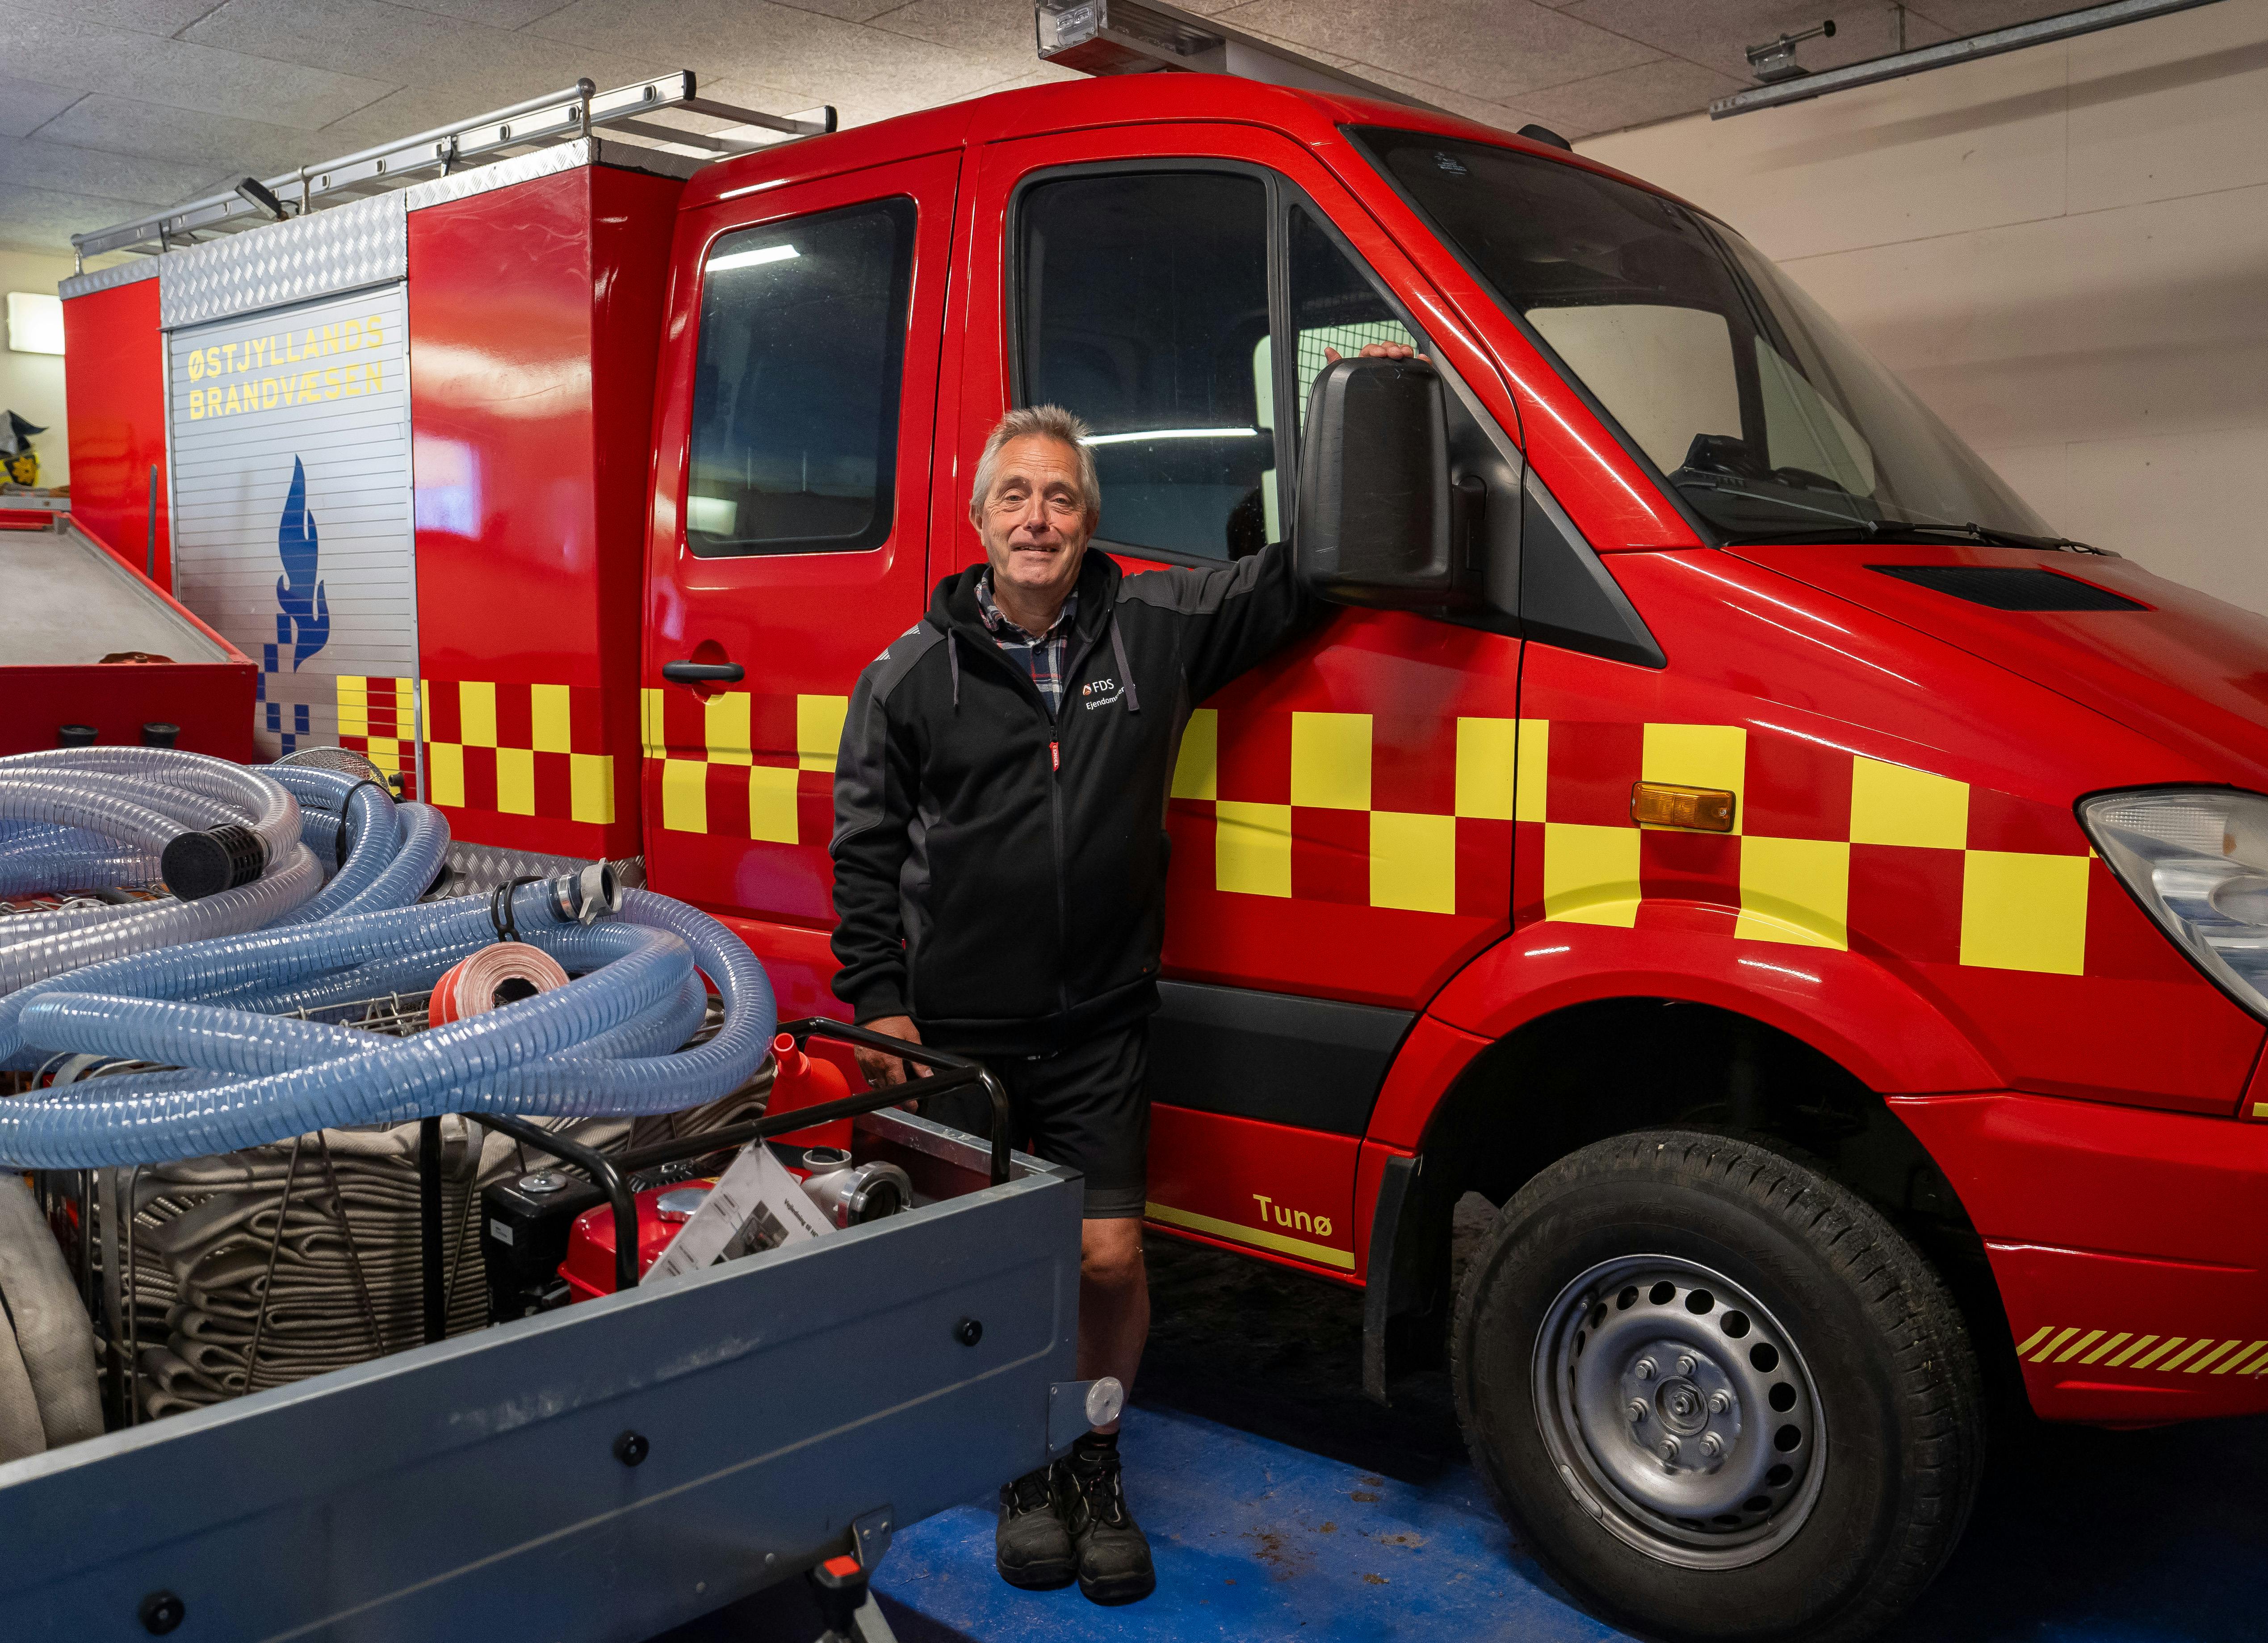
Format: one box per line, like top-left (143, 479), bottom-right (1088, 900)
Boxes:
top-left (1452, 1130), bottom-right (1985, 1643)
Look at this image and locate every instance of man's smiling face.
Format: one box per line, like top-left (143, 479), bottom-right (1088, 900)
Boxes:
top-left (978, 433), bottom-right (1096, 614)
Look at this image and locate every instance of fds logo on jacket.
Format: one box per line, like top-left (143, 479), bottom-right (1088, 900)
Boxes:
top-left (260, 456), bottom-right (329, 751)
top-left (1082, 676), bottom-right (1122, 712)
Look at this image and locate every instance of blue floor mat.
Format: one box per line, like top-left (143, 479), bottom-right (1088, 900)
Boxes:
top-left (874, 1404), bottom-right (1620, 1643)
top-left (869, 1400), bottom-right (2268, 1643)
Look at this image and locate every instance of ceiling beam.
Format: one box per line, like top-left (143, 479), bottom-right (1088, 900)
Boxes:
top-left (1710, 0), bottom-right (2225, 118)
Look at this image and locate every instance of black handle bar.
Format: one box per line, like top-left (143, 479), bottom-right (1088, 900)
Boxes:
top-left (612, 1019), bottom-right (1012, 1186)
top-left (456, 1020), bottom-right (1010, 1302)
top-left (465, 1111), bottom-right (642, 1297)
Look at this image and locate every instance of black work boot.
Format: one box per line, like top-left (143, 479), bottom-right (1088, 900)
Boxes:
top-left (1065, 1433), bottom-right (1156, 1604)
top-left (995, 1461), bottom-right (1074, 1589)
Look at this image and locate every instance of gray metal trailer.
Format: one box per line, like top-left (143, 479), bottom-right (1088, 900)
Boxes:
top-left (0, 1101), bottom-right (1099, 1642)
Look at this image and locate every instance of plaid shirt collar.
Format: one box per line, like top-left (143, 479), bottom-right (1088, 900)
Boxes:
top-left (974, 569), bottom-right (1079, 713)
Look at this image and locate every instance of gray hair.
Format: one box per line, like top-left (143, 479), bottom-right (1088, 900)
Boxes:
top-left (968, 404), bottom-right (1100, 526)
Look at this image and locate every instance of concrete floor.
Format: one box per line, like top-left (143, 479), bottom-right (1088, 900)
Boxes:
top-left (672, 1229), bottom-right (2268, 1643)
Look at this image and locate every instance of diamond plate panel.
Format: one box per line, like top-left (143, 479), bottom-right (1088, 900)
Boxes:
top-left (403, 137), bottom-right (700, 214)
top-left (159, 193), bottom-right (407, 330)
top-left (60, 259), bottom-right (159, 300)
top-left (406, 139), bottom-right (593, 212)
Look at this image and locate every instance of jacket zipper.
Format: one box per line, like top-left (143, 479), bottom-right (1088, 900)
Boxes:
top-left (1046, 614), bottom-right (1112, 1022)
top-left (948, 599), bottom-right (1113, 1024)
top-left (1049, 733), bottom-right (1069, 1017)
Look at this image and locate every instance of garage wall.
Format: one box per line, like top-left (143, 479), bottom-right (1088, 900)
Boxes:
top-left (0, 247), bottom-right (78, 485)
top-left (1580, 0), bottom-right (2268, 616)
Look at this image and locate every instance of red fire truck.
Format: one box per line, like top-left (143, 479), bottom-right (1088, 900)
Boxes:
top-left (59, 33), bottom-right (2268, 1643)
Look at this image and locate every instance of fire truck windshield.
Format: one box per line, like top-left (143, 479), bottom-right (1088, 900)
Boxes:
top-left (1351, 127), bottom-right (2057, 547)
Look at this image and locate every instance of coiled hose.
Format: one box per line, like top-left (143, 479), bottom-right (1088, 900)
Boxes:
top-left (0, 748), bottom-right (774, 1170)
top-left (0, 823), bottom-right (163, 898)
top-left (0, 747), bottom-right (323, 998)
top-left (0, 885), bottom-right (766, 1167)
top-left (0, 1174), bottom-right (102, 1459)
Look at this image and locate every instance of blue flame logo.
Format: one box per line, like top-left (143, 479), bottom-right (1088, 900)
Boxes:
top-left (275, 456), bottom-right (329, 670)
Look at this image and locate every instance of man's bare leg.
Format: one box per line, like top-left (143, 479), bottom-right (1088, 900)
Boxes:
top-left (1079, 1215), bottom-right (1147, 1429)
top-left (1064, 1213), bottom-right (1155, 1598)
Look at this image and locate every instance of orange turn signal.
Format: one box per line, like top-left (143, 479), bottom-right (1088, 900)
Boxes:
top-left (1631, 782), bottom-right (1736, 832)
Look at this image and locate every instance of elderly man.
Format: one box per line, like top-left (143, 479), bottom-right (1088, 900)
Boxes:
top-left (828, 400), bottom-right (1324, 1603)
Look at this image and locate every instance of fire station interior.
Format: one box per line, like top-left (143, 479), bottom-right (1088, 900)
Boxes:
top-left (6, 3), bottom-right (2267, 1642)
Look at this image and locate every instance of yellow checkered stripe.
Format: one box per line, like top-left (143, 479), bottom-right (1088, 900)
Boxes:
top-left (334, 675), bottom-right (411, 784)
top-left (1168, 708), bottom-right (1518, 915)
top-left (419, 679), bottom-right (616, 824)
top-left (641, 689), bottom-right (847, 845)
top-left (2016, 1324), bottom-right (2268, 1377)
top-left (1529, 720), bottom-right (2093, 976)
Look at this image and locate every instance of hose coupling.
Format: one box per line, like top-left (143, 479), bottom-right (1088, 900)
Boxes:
top-left (547, 861), bottom-right (621, 926)
top-left (800, 1156), bottom-right (914, 1228)
top-left (160, 823), bottom-right (265, 901)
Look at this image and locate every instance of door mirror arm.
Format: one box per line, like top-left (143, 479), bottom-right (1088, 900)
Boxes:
top-left (1451, 472), bottom-right (1487, 581)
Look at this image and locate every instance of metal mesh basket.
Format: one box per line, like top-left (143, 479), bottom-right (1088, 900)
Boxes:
top-left (274, 745), bottom-right (400, 793)
top-left (0, 886), bottom-right (170, 920)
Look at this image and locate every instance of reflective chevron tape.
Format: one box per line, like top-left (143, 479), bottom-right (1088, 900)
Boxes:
top-left (2014, 1324), bottom-right (2268, 1375)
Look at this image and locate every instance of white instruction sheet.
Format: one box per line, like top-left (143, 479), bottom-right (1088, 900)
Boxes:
top-left (644, 1142), bottom-right (833, 1284)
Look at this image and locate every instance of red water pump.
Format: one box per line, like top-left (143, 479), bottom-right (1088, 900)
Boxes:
top-left (560, 1033), bottom-right (856, 1299)
top-left (560, 1181), bottom-right (711, 1301)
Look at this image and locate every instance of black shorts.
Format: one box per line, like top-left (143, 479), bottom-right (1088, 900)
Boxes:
top-left (923, 1024), bottom-right (1149, 1220)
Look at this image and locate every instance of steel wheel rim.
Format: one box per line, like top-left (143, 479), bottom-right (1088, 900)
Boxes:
top-left (1530, 1253), bottom-right (1827, 1570)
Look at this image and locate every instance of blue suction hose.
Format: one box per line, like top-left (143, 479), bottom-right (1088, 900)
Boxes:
top-left (265, 764), bottom-right (449, 925)
top-left (0, 823), bottom-right (162, 896)
top-left (0, 749), bottom-right (321, 995)
top-left (0, 750), bottom-right (774, 1169)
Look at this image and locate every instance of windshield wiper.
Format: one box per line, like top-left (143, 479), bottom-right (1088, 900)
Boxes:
top-left (1720, 520), bottom-right (2097, 552)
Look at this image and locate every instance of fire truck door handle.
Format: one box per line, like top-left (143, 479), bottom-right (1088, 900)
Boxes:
top-left (662, 660), bottom-right (744, 683)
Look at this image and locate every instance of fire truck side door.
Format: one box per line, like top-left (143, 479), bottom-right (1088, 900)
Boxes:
top-left (642, 153), bottom-right (958, 1012)
top-left (959, 126), bottom-right (1524, 1280)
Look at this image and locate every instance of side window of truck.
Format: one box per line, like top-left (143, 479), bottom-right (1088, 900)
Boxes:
top-left (685, 196), bottom-right (917, 557)
top-left (1019, 171), bottom-right (1271, 562)
top-left (1017, 170), bottom-right (1422, 562)
top-left (1285, 205), bottom-right (1419, 428)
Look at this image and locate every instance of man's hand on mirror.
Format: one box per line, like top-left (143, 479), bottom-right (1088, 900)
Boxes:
top-left (1324, 341), bottom-right (1430, 363)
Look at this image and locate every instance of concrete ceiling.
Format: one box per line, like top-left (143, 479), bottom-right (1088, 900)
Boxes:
top-left (8, 0), bottom-right (2087, 263)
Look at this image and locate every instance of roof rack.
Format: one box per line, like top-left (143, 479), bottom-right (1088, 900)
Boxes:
top-left (72, 71), bottom-right (834, 267)
top-left (1035, 0), bottom-right (1438, 110)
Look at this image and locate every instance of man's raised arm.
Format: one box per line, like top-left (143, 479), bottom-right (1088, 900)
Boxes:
top-left (1142, 541), bottom-right (1325, 705)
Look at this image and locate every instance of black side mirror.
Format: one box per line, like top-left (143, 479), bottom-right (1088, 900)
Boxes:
top-left (1295, 356), bottom-right (1479, 610)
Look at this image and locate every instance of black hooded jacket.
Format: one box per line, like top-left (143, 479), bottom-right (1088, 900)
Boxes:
top-left (830, 544), bottom-right (1318, 1055)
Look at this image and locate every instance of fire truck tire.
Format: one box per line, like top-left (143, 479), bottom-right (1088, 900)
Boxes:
top-left (1451, 1129), bottom-right (1984, 1643)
